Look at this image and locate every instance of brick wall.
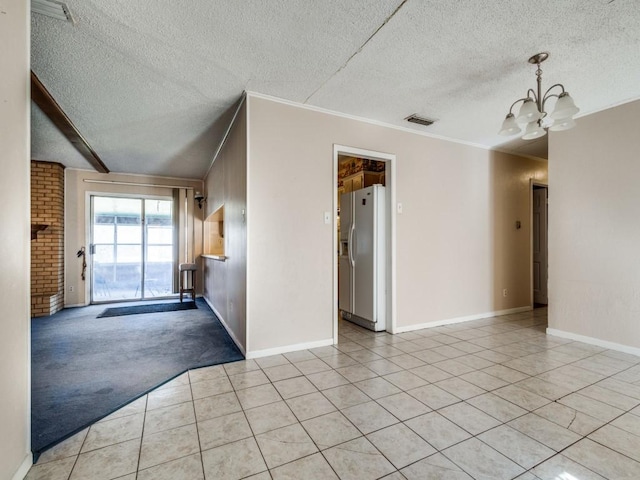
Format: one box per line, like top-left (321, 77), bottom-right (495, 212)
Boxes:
top-left (31, 161), bottom-right (65, 317)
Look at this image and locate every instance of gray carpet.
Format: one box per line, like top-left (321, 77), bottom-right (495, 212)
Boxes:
top-left (31, 298), bottom-right (244, 457)
top-left (97, 301), bottom-right (198, 317)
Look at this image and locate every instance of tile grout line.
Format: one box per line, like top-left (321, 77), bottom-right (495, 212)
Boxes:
top-left (133, 394), bottom-right (149, 480)
top-left (187, 371), bottom-right (207, 480)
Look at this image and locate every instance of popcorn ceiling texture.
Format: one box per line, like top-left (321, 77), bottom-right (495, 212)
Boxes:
top-left (31, 0), bottom-right (640, 176)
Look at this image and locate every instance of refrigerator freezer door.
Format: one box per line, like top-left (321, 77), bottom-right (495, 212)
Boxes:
top-left (338, 191), bottom-right (353, 314)
top-left (338, 254), bottom-right (352, 314)
top-left (339, 192), bottom-right (352, 242)
top-left (352, 187), bottom-right (375, 322)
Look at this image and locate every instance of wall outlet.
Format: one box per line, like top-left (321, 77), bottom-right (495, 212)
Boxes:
top-left (502, 288), bottom-right (508, 297)
top-left (69, 286), bottom-right (74, 292)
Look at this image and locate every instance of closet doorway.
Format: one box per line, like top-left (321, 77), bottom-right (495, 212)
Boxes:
top-left (532, 183), bottom-right (548, 306)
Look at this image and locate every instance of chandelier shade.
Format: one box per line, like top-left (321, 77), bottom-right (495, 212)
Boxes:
top-left (550, 92), bottom-right (580, 119)
top-left (498, 52), bottom-right (579, 140)
top-left (516, 99), bottom-right (542, 123)
top-left (499, 113), bottom-right (522, 136)
top-left (549, 117), bottom-right (576, 132)
top-left (522, 121), bottom-right (547, 140)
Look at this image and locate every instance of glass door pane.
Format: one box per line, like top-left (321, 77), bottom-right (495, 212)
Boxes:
top-left (144, 199), bottom-right (174, 298)
top-left (92, 197), bottom-right (143, 302)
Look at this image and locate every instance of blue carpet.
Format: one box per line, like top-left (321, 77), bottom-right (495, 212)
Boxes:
top-left (31, 298), bottom-right (244, 456)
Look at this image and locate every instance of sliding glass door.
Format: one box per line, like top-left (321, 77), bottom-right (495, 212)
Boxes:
top-left (144, 198), bottom-right (174, 298)
top-left (91, 195), bottom-right (174, 303)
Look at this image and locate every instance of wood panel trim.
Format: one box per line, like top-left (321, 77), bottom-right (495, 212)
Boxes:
top-left (31, 71), bottom-right (109, 173)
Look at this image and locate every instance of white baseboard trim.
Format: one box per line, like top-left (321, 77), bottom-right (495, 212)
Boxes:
top-left (246, 338), bottom-right (335, 360)
top-left (394, 306), bottom-right (533, 334)
top-left (12, 452), bottom-right (32, 480)
top-left (202, 297), bottom-right (247, 357)
top-left (546, 328), bottom-right (640, 357)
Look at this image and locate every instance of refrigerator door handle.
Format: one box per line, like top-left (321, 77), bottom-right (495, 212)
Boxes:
top-left (348, 223), bottom-right (355, 268)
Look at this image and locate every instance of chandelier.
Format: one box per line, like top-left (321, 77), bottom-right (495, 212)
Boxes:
top-left (499, 52), bottom-right (579, 140)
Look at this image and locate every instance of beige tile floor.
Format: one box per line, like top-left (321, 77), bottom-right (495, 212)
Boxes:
top-left (26, 308), bottom-right (640, 479)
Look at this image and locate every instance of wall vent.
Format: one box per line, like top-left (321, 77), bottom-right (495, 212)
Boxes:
top-left (32, 0), bottom-right (74, 23)
top-left (405, 114), bottom-right (436, 127)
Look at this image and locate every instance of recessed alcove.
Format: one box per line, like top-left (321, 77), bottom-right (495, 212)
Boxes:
top-left (203, 205), bottom-right (225, 260)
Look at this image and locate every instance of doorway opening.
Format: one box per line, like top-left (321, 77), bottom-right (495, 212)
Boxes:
top-left (90, 195), bottom-right (175, 303)
top-left (333, 145), bottom-right (396, 343)
top-left (531, 182), bottom-right (548, 307)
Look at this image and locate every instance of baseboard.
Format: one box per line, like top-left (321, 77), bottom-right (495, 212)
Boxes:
top-left (202, 297), bottom-right (247, 357)
top-left (246, 338), bottom-right (335, 360)
top-left (12, 452), bottom-right (32, 480)
top-left (546, 328), bottom-right (640, 357)
top-left (394, 306), bottom-right (533, 334)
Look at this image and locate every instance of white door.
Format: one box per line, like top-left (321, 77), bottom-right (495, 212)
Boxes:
top-left (533, 187), bottom-right (548, 305)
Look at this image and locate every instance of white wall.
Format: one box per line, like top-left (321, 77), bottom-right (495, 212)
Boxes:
top-left (247, 94), bottom-right (547, 353)
top-left (549, 99), bottom-right (640, 351)
top-left (0, 0), bottom-right (32, 478)
top-left (65, 169), bottom-right (203, 306)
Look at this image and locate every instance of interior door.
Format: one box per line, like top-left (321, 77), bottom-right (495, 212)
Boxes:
top-left (533, 187), bottom-right (548, 304)
top-left (91, 196), bottom-right (174, 303)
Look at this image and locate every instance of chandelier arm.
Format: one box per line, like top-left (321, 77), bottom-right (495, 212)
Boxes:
top-left (508, 97), bottom-right (530, 115)
top-left (541, 93), bottom-right (560, 113)
top-left (540, 84), bottom-right (567, 114)
top-left (542, 83), bottom-right (566, 101)
top-left (527, 89), bottom-right (538, 102)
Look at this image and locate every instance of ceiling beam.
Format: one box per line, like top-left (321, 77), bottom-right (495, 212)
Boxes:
top-left (31, 71), bottom-right (109, 173)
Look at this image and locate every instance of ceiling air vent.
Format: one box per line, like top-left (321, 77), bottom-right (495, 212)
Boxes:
top-left (405, 114), bottom-right (436, 127)
top-left (32, 0), bottom-right (74, 23)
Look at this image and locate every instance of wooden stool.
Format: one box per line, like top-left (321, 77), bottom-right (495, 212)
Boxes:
top-left (179, 263), bottom-right (197, 302)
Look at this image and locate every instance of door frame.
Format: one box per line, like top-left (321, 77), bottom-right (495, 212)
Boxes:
top-left (333, 145), bottom-right (397, 343)
top-left (529, 180), bottom-right (549, 307)
top-left (86, 191), bottom-right (175, 304)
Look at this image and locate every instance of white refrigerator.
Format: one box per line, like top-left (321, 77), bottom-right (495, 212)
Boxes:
top-left (339, 184), bottom-right (386, 331)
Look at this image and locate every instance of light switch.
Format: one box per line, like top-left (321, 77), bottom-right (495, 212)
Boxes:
top-left (397, 203), bottom-right (403, 214)
top-left (324, 211), bottom-right (331, 224)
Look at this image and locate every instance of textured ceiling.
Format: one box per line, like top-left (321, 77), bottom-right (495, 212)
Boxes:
top-left (31, 0), bottom-right (640, 178)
